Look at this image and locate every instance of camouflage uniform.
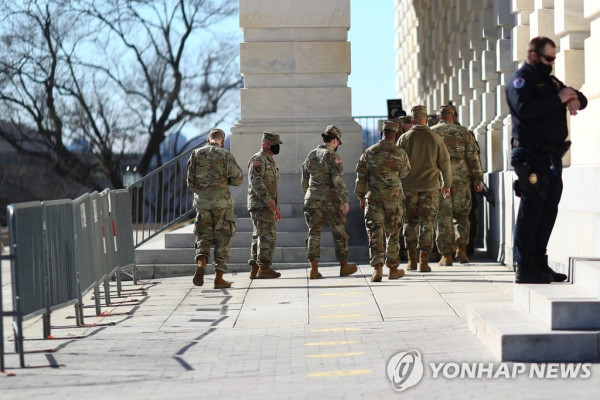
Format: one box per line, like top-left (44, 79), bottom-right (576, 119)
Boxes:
top-left (187, 141), bottom-right (243, 272)
top-left (302, 129), bottom-right (349, 262)
top-left (355, 137), bottom-right (411, 268)
top-left (247, 133), bottom-right (282, 267)
top-left (431, 120), bottom-right (483, 254)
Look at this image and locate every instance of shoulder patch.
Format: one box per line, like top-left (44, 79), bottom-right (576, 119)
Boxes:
top-left (513, 77), bottom-right (525, 89)
top-left (252, 161), bottom-right (262, 167)
top-left (334, 159), bottom-right (343, 164)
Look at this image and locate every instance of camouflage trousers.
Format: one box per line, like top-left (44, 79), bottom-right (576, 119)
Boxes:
top-left (402, 190), bottom-right (439, 252)
top-left (304, 199), bottom-right (349, 261)
top-left (249, 208), bottom-right (277, 266)
top-left (364, 201), bottom-right (402, 268)
top-left (194, 207), bottom-right (236, 272)
top-left (435, 182), bottom-right (472, 253)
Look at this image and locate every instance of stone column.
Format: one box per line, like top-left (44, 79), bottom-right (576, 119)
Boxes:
top-left (530, 0), bottom-right (557, 40)
top-left (232, 0), bottom-right (362, 211)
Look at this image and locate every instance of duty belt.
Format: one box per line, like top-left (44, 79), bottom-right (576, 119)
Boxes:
top-left (511, 139), bottom-right (562, 153)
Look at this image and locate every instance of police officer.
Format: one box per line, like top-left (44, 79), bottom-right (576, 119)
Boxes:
top-left (397, 106), bottom-right (452, 272)
top-left (506, 36), bottom-right (587, 284)
top-left (187, 128), bottom-right (243, 289)
top-left (302, 125), bottom-right (358, 279)
top-left (431, 105), bottom-right (483, 265)
top-left (355, 121), bottom-right (411, 281)
top-left (247, 132), bottom-right (283, 279)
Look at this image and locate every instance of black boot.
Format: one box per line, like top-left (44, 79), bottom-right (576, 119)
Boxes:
top-left (514, 263), bottom-right (553, 284)
top-left (537, 256), bottom-right (567, 282)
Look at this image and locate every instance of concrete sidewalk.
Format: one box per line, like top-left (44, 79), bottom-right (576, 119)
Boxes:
top-left (1, 254), bottom-right (598, 399)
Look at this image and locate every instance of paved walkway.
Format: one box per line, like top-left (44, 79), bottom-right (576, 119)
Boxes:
top-left (1, 254), bottom-right (598, 399)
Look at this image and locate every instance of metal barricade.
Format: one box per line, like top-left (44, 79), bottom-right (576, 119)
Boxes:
top-left (41, 199), bottom-right (80, 337)
top-left (109, 190), bottom-right (136, 286)
top-left (4, 202), bottom-right (45, 367)
top-left (89, 191), bottom-right (109, 315)
top-left (72, 193), bottom-right (97, 325)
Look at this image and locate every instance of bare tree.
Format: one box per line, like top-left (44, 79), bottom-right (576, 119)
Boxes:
top-left (0, 0), bottom-right (241, 193)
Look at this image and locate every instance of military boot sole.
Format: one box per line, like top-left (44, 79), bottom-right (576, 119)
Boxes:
top-left (192, 267), bottom-right (205, 287)
top-left (214, 280), bottom-right (232, 289)
top-left (419, 266), bottom-right (432, 273)
top-left (388, 269), bottom-right (405, 280)
top-left (370, 272), bottom-right (383, 282)
top-left (309, 272), bottom-right (323, 279)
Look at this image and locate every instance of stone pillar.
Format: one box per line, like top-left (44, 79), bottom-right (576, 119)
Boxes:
top-left (233, 1), bottom-right (361, 175)
top-left (530, 0), bottom-right (557, 40)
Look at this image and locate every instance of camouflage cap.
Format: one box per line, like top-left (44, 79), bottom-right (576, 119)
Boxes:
top-left (397, 115), bottom-right (413, 125)
top-left (323, 125), bottom-right (342, 145)
top-left (437, 105), bottom-right (456, 116)
top-left (262, 131), bottom-right (283, 144)
top-left (411, 105), bottom-right (428, 118)
top-left (382, 120), bottom-right (399, 132)
top-left (208, 128), bottom-right (225, 140)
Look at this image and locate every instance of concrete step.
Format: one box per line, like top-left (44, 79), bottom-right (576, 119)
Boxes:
top-left (573, 259), bottom-right (600, 297)
top-left (165, 230), bottom-right (335, 248)
top-left (467, 302), bottom-right (600, 362)
top-left (234, 217), bottom-right (313, 232)
top-left (133, 262), bottom-right (343, 279)
top-left (136, 245), bottom-right (369, 265)
top-left (513, 283), bottom-right (600, 330)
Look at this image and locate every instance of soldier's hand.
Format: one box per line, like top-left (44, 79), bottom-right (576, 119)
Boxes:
top-left (267, 200), bottom-right (278, 213)
top-left (566, 98), bottom-right (580, 116)
top-left (275, 207), bottom-right (282, 222)
top-left (360, 199), bottom-right (365, 210)
top-left (474, 183), bottom-right (483, 193)
top-left (342, 202), bottom-right (349, 215)
top-left (441, 187), bottom-right (451, 199)
top-left (558, 87), bottom-right (577, 104)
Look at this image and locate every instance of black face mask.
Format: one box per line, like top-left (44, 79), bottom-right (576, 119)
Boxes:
top-left (270, 144), bottom-right (280, 155)
top-left (534, 60), bottom-right (553, 76)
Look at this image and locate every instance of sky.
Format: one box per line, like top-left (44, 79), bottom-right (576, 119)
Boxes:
top-left (348, 0), bottom-right (398, 117)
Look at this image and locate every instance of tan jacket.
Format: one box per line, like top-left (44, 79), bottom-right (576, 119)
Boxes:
top-left (397, 125), bottom-right (452, 192)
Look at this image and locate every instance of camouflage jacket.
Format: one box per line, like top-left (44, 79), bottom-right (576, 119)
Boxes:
top-left (431, 121), bottom-right (483, 185)
top-left (355, 140), bottom-right (411, 203)
top-left (302, 144), bottom-right (348, 203)
top-left (247, 150), bottom-right (279, 211)
top-left (186, 142), bottom-right (243, 209)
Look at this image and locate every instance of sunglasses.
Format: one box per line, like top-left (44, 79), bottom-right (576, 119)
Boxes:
top-left (536, 52), bottom-right (556, 63)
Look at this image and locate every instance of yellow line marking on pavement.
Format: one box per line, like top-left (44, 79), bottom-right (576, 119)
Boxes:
top-left (308, 369), bottom-right (373, 378)
top-left (309, 327), bottom-right (361, 332)
top-left (321, 302), bottom-right (365, 308)
top-left (318, 314), bottom-right (364, 319)
top-left (321, 292), bottom-right (361, 296)
top-left (304, 340), bottom-right (360, 346)
top-left (306, 352), bottom-right (365, 359)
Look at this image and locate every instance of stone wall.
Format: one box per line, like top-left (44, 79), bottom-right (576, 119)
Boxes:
top-left (395, 0), bottom-right (600, 268)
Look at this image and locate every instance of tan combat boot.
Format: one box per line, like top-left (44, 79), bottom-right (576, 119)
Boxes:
top-left (371, 264), bottom-right (383, 282)
top-left (309, 259), bottom-right (322, 279)
top-left (387, 261), bottom-right (405, 280)
top-left (192, 257), bottom-right (207, 286)
top-left (455, 244), bottom-right (470, 264)
top-left (407, 249), bottom-right (418, 271)
top-left (419, 251), bottom-right (431, 272)
top-left (248, 259), bottom-right (259, 279)
top-left (257, 263), bottom-right (281, 279)
top-left (339, 259), bottom-right (358, 277)
top-left (214, 269), bottom-right (231, 289)
top-left (438, 252), bottom-right (453, 266)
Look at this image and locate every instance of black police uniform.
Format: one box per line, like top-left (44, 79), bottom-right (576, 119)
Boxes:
top-left (505, 63), bottom-right (587, 282)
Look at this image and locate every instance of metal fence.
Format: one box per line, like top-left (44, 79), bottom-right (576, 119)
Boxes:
top-left (1, 189), bottom-right (136, 371)
top-left (354, 115), bottom-right (387, 149)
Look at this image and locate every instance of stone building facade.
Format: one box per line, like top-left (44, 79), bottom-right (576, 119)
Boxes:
top-left (394, 0), bottom-right (600, 268)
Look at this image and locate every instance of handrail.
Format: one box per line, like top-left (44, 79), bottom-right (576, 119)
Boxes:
top-left (128, 143), bottom-right (204, 248)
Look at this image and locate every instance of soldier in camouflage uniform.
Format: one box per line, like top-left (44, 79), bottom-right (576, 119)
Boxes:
top-left (302, 125), bottom-right (358, 279)
top-left (355, 121), bottom-right (411, 282)
top-left (186, 129), bottom-right (243, 289)
top-left (247, 132), bottom-right (283, 279)
top-left (397, 106), bottom-right (452, 272)
top-left (431, 105), bottom-right (483, 265)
